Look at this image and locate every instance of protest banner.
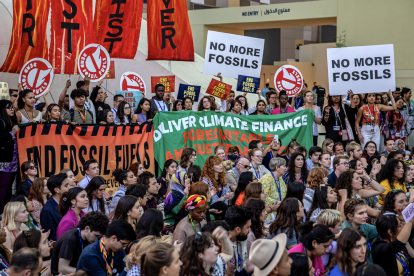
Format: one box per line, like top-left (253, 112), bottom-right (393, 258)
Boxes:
top-left (274, 65), bottom-right (303, 97)
top-left (116, 91), bottom-right (143, 109)
top-left (78, 44), bottom-right (111, 82)
top-left (203, 31), bottom-right (264, 78)
top-left (19, 58), bottom-right (54, 98)
top-left (237, 75), bottom-right (260, 93)
top-left (402, 202), bottom-right (414, 223)
top-left (205, 79), bottom-right (232, 100)
top-left (17, 122), bottom-right (155, 193)
top-left (327, 44), bottom-right (395, 95)
top-left (93, 0), bottom-right (143, 59)
top-left (177, 84), bottom-right (201, 102)
top-left (147, 0), bottom-right (194, 61)
top-left (120, 72), bottom-right (146, 93)
top-left (0, 0), bottom-right (49, 73)
top-left (151, 76), bottom-right (176, 93)
top-left (104, 61), bottom-right (116, 79)
top-left (49, 0), bottom-right (93, 74)
top-left (153, 109), bottom-right (314, 173)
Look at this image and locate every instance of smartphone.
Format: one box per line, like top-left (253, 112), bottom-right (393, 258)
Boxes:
top-left (273, 134), bottom-right (278, 141)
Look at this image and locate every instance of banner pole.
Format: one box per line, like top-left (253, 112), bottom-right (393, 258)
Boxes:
top-left (169, 61), bottom-right (172, 74)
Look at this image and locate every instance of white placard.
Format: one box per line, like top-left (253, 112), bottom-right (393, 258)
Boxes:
top-left (203, 31), bottom-right (264, 78)
top-left (402, 202), bottom-right (414, 223)
top-left (327, 44), bottom-right (395, 95)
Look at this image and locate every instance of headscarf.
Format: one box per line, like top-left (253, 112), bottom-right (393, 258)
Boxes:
top-left (164, 171), bottom-right (187, 213)
top-left (185, 195), bottom-right (206, 211)
top-left (395, 139), bottom-right (409, 153)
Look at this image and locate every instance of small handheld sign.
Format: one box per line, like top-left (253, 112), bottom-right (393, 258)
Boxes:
top-left (19, 58), bottom-right (54, 98)
top-left (120, 72), bottom-right (146, 93)
top-left (151, 76), bottom-right (175, 93)
top-left (402, 202), bottom-right (414, 223)
top-left (274, 65), bottom-right (303, 97)
top-left (205, 79), bottom-right (232, 100)
top-left (236, 75), bottom-right (260, 93)
top-left (116, 91), bottom-right (142, 109)
top-left (177, 84), bottom-right (201, 102)
top-left (78, 44), bottom-right (111, 82)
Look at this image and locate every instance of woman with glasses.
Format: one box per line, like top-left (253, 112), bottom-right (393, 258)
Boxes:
top-left (134, 98), bottom-right (153, 124)
top-left (282, 152), bottom-right (308, 186)
top-left (197, 96), bottom-right (217, 112)
top-left (377, 159), bottom-right (407, 205)
top-left (361, 141), bottom-right (382, 168)
top-left (16, 161), bottom-right (37, 198)
top-left (235, 95), bottom-right (249, 115)
top-left (0, 100), bottom-right (19, 212)
top-left (265, 91), bottom-right (278, 113)
top-left (177, 148), bottom-right (197, 173)
top-left (115, 101), bottom-right (132, 124)
top-left (182, 97), bottom-right (193, 111)
top-left (248, 148), bottom-right (270, 180)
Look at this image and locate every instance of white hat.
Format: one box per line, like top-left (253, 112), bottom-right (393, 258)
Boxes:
top-left (249, 233), bottom-right (287, 276)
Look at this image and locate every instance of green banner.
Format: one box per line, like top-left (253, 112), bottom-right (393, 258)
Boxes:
top-left (153, 110), bottom-right (314, 173)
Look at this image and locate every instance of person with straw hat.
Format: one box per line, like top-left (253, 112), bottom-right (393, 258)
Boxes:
top-left (249, 233), bottom-right (292, 276)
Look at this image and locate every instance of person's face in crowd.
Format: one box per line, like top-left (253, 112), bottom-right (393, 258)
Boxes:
top-left (63, 96), bottom-right (70, 109)
top-left (23, 92), bottom-right (36, 107)
top-left (163, 249), bottom-right (182, 276)
top-left (15, 204), bottom-right (29, 223)
top-left (279, 95), bottom-right (288, 107)
top-left (256, 143), bottom-right (263, 152)
top-left (84, 226), bottom-right (103, 244)
top-left (276, 164), bottom-right (287, 176)
top-left (394, 162), bottom-right (404, 179)
top-left (164, 93), bottom-right (171, 102)
top-left (74, 95), bottom-right (86, 108)
top-left (125, 171), bottom-right (137, 186)
top-left (58, 179), bottom-right (71, 195)
top-left (238, 97), bottom-right (246, 108)
top-left (296, 200), bottom-right (305, 220)
top-left (348, 205), bottom-right (368, 226)
top-left (65, 170), bottom-right (76, 188)
top-left (312, 238), bottom-right (332, 257)
top-left (138, 193), bottom-right (148, 206)
top-left (87, 163), bottom-right (100, 178)
top-left (394, 192), bottom-right (409, 211)
top-left (310, 152), bottom-right (321, 164)
top-left (106, 111), bottom-right (114, 124)
top-left (331, 95), bottom-right (341, 104)
top-left (366, 93), bottom-right (375, 104)
top-left (72, 190), bottom-right (89, 210)
top-left (42, 180), bottom-right (50, 195)
top-left (26, 163), bottom-right (37, 178)
top-left (382, 94), bottom-right (388, 103)
top-left (326, 143), bottom-right (334, 154)
top-left (394, 154), bottom-right (404, 161)
top-left (396, 99), bottom-right (404, 109)
top-left (319, 153), bottom-right (331, 168)
top-left (97, 89), bottom-right (104, 101)
top-left (251, 150), bottom-right (263, 165)
top-left (236, 219), bottom-right (251, 241)
top-left (110, 235), bottom-right (131, 252)
top-left (202, 98), bottom-right (211, 110)
top-left (184, 99), bottom-right (193, 110)
top-left (355, 160), bottom-right (364, 171)
top-left (114, 96), bottom-right (124, 109)
top-left (352, 146), bottom-right (362, 159)
top-left (38, 233), bottom-right (51, 257)
top-left (336, 158), bottom-right (350, 173)
top-left (227, 92), bottom-right (235, 103)
top-left (289, 146), bottom-right (298, 155)
top-left (409, 164), bottom-right (414, 179)
top-left (269, 94), bottom-right (277, 105)
top-left (351, 173), bottom-right (363, 191)
top-left (237, 159), bottom-right (251, 173)
top-left (260, 188), bottom-right (267, 201)
top-left (257, 102), bottom-right (266, 112)
top-left (199, 238), bottom-right (219, 267)
top-left (155, 86), bottom-right (165, 100)
top-left (147, 177), bottom-right (160, 195)
top-left (393, 91), bottom-right (401, 98)
top-left (5, 104), bottom-right (15, 117)
top-left (189, 204), bottom-right (206, 222)
top-left (138, 164), bottom-right (145, 176)
top-left (330, 220), bottom-right (343, 235)
top-left (49, 106), bottom-right (61, 120)
top-left (94, 184), bottom-right (107, 199)
top-left (167, 162), bottom-right (178, 177)
top-left (365, 143), bottom-right (376, 155)
top-left (353, 95), bottom-right (360, 106)
top-left (215, 149), bottom-right (225, 159)
top-left (189, 151), bottom-right (197, 164)
top-left (397, 140), bottom-right (406, 151)
top-left (141, 100), bottom-right (151, 113)
top-left (273, 249), bottom-right (292, 276)
top-left (350, 237), bottom-right (367, 265)
top-left (271, 140), bottom-right (281, 151)
top-left (304, 92), bottom-right (313, 103)
top-left (123, 103), bottom-right (131, 116)
top-left (213, 162), bottom-right (223, 174)
top-left (128, 200), bottom-right (142, 221)
top-left (26, 198), bottom-right (34, 213)
top-left (334, 145), bottom-right (344, 156)
top-left (294, 155), bottom-right (304, 169)
top-left (259, 208), bottom-right (267, 223)
top-left (233, 102), bottom-right (242, 113)
top-left (9, 91), bottom-right (18, 104)
top-left (405, 90), bottom-right (412, 100)
top-left (375, 95), bottom-right (382, 104)
top-left (175, 101), bottom-right (183, 111)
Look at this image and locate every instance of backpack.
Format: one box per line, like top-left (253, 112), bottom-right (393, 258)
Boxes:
top-left (69, 108), bottom-right (93, 122)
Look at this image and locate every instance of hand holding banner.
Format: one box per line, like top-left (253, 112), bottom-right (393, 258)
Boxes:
top-left (205, 79), bottom-right (232, 100)
top-left (237, 75), bottom-right (260, 93)
top-left (151, 76), bottom-right (176, 93)
top-left (177, 84), bottom-right (201, 102)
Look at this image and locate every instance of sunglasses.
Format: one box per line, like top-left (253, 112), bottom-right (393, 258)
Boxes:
top-left (28, 165), bottom-right (37, 170)
top-left (10, 94), bottom-right (18, 98)
top-left (7, 106), bottom-right (15, 110)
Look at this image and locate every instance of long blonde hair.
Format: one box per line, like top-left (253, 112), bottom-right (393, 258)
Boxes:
top-left (3, 202), bottom-right (24, 231)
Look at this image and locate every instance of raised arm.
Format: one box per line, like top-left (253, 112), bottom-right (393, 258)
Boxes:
top-left (213, 227), bottom-right (234, 264)
top-left (58, 80), bottom-right (71, 110)
top-left (356, 107), bottom-right (364, 144)
top-left (379, 90), bottom-right (397, 112)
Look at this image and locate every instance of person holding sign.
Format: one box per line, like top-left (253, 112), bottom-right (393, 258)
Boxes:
top-left (134, 98), bottom-right (153, 124)
top-left (271, 91), bottom-right (295, 115)
top-left (355, 91), bottom-right (396, 150)
top-left (297, 91), bottom-right (322, 146)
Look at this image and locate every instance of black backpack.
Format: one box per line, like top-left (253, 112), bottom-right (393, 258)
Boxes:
top-left (69, 108), bottom-right (94, 121)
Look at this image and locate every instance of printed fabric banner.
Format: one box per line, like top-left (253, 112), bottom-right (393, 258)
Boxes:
top-left (147, 0), bottom-right (194, 61)
top-left (153, 110), bottom-right (314, 173)
top-left (48, 0), bottom-right (94, 74)
top-left (116, 91), bottom-right (143, 109)
top-left (93, 0), bottom-right (143, 59)
top-left (17, 122), bottom-right (155, 193)
top-left (0, 0), bottom-right (50, 73)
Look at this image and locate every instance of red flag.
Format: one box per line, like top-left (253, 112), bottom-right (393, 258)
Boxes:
top-left (93, 0), bottom-right (143, 59)
top-left (147, 0), bottom-right (194, 61)
top-left (0, 0), bottom-right (49, 73)
top-left (48, 0), bottom-right (94, 74)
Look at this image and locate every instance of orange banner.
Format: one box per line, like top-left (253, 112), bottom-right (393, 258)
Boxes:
top-left (17, 122), bottom-right (155, 192)
top-left (48, 0), bottom-right (94, 74)
top-left (205, 79), bottom-right (232, 100)
top-left (0, 0), bottom-right (49, 73)
top-left (151, 75), bottom-right (175, 93)
top-left (147, 0), bottom-right (194, 61)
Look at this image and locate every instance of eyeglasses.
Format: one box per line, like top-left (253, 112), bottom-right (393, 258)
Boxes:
top-left (254, 155), bottom-right (263, 158)
top-left (203, 101), bottom-right (210, 104)
top-left (191, 154), bottom-right (197, 157)
top-left (269, 97), bottom-right (277, 99)
top-left (7, 106), bottom-right (15, 110)
top-left (124, 107), bottom-right (131, 110)
top-left (339, 162), bottom-right (350, 166)
top-left (366, 145), bottom-right (375, 149)
top-left (29, 165), bottom-right (37, 170)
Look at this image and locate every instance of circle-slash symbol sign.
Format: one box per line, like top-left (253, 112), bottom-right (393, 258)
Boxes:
top-left (274, 65), bottom-right (304, 97)
top-left (120, 72), bottom-right (146, 93)
top-left (78, 44), bottom-right (111, 82)
top-left (19, 58), bottom-right (53, 98)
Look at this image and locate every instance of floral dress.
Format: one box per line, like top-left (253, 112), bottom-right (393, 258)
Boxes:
top-left (259, 173), bottom-right (287, 224)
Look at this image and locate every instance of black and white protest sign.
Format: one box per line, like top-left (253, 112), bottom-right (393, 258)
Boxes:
top-left (203, 31), bottom-right (264, 78)
top-left (327, 44), bottom-right (395, 95)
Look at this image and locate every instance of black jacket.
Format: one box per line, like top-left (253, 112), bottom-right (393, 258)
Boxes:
top-left (0, 119), bottom-right (15, 162)
top-left (372, 238), bottom-right (406, 276)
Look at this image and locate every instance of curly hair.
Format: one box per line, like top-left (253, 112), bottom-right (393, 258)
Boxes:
top-left (334, 169), bottom-right (356, 203)
top-left (380, 189), bottom-right (406, 215)
top-left (200, 156), bottom-right (227, 190)
top-left (243, 182), bottom-right (263, 205)
top-left (327, 228), bottom-right (366, 275)
top-left (344, 198), bottom-right (366, 220)
top-left (78, 210), bottom-right (109, 234)
top-left (28, 177), bottom-right (49, 205)
top-left (269, 198), bottom-right (300, 239)
top-left (244, 199), bottom-right (265, 239)
top-left (129, 162), bottom-right (142, 177)
top-left (197, 96), bottom-right (215, 111)
top-left (307, 167), bottom-right (328, 189)
top-left (377, 159), bottom-right (405, 190)
top-left (287, 152), bottom-right (308, 184)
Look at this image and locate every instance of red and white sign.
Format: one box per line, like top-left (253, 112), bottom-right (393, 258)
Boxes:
top-left (120, 72), bottom-right (146, 93)
top-left (274, 65), bottom-right (304, 97)
top-left (19, 58), bottom-right (54, 98)
top-left (78, 44), bottom-right (111, 82)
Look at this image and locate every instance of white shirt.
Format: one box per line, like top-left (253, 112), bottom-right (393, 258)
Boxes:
top-left (77, 176), bottom-right (91, 189)
top-left (155, 99), bottom-right (168, 112)
top-left (83, 198), bottom-right (109, 215)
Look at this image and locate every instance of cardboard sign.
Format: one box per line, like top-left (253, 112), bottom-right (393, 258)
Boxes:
top-left (104, 61), bottom-right (115, 79)
top-left (151, 76), bottom-right (175, 93)
top-left (0, 83), bottom-right (10, 100)
top-left (327, 44), bottom-right (395, 95)
top-left (78, 44), bottom-right (111, 81)
top-left (205, 79), bottom-right (232, 100)
top-left (19, 58), bottom-right (54, 98)
top-left (203, 31), bottom-right (264, 78)
top-left (116, 91), bottom-right (143, 109)
top-left (120, 72), bottom-right (146, 93)
top-left (402, 202), bottom-right (414, 223)
top-left (274, 65), bottom-right (303, 97)
top-left (177, 84), bottom-right (201, 102)
top-left (237, 75), bottom-right (260, 93)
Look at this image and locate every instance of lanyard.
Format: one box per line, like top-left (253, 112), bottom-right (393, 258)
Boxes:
top-left (112, 108), bottom-right (117, 114)
top-left (295, 97), bottom-right (302, 109)
top-left (332, 106), bottom-right (340, 125)
top-left (92, 200), bottom-right (100, 212)
top-left (27, 180), bottom-right (32, 186)
top-left (366, 105), bottom-right (376, 123)
top-left (85, 102), bottom-right (90, 111)
top-left (236, 243), bottom-right (242, 268)
top-left (23, 108), bottom-right (34, 121)
top-left (99, 238), bottom-right (114, 276)
top-left (251, 163), bottom-right (260, 179)
top-left (140, 113), bottom-right (146, 122)
top-left (74, 107), bottom-right (87, 123)
top-left (279, 107), bottom-right (287, 114)
top-left (396, 252), bottom-right (410, 276)
top-left (188, 214), bottom-right (202, 234)
top-left (217, 179), bottom-right (223, 198)
top-left (156, 100), bottom-right (166, 111)
top-left (270, 172), bottom-right (282, 201)
top-left (78, 228), bottom-right (83, 251)
top-left (0, 254), bottom-right (8, 269)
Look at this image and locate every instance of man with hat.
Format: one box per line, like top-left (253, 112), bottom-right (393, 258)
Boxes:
top-left (249, 233), bottom-right (292, 276)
